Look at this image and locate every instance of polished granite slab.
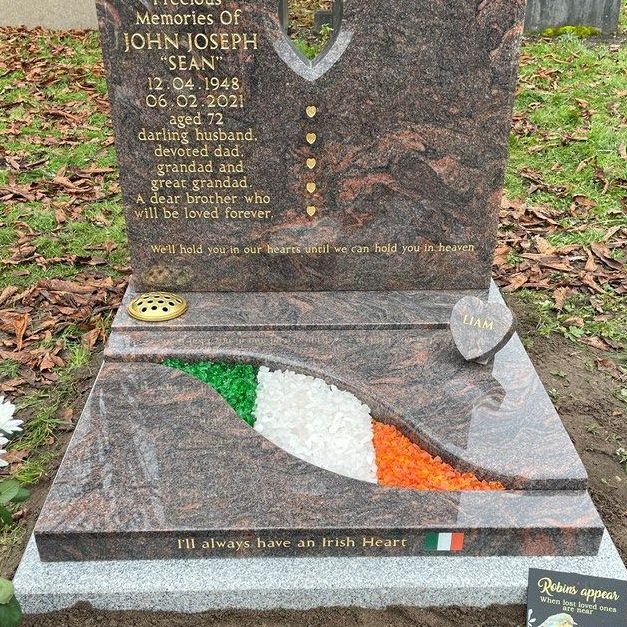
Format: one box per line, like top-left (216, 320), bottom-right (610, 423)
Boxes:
top-left (113, 282), bottom-right (485, 331)
top-left (34, 361), bottom-right (602, 562)
top-left (98, 0), bottom-right (526, 292)
top-left (34, 285), bottom-right (602, 562)
top-left (105, 284), bottom-right (587, 490)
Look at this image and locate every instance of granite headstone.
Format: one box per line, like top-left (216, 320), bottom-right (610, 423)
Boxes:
top-left (29, 0), bottom-right (606, 567)
top-left (96, 0), bottom-right (525, 292)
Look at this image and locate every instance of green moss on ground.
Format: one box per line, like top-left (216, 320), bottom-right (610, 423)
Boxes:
top-left (541, 25), bottom-right (601, 39)
top-left (164, 361), bottom-right (259, 426)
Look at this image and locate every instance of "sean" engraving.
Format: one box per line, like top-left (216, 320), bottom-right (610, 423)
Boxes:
top-left (462, 315), bottom-right (494, 331)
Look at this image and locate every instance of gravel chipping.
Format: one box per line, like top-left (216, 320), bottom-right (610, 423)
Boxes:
top-left (253, 367), bottom-right (377, 483)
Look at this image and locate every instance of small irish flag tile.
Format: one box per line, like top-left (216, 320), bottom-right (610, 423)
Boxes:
top-left (424, 532), bottom-right (464, 552)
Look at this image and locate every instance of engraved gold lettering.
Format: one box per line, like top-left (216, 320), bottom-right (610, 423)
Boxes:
top-left (462, 315), bottom-right (495, 331)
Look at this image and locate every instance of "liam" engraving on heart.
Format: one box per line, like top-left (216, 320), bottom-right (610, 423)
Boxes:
top-left (450, 296), bottom-right (515, 363)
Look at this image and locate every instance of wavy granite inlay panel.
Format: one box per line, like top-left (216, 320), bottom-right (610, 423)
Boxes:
top-left (106, 327), bottom-right (586, 489)
top-left (34, 363), bottom-right (602, 562)
top-left (105, 285), bottom-right (587, 490)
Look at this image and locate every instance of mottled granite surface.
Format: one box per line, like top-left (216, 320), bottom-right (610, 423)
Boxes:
top-left (34, 362), bottom-right (602, 562)
top-left (35, 286), bottom-right (600, 562)
top-left (97, 0), bottom-right (525, 291)
top-left (105, 285), bottom-right (587, 491)
top-left (114, 282), bottom-right (486, 331)
top-left (450, 295), bottom-right (515, 362)
top-left (16, 532), bottom-right (627, 614)
top-left (34, 0), bottom-right (600, 571)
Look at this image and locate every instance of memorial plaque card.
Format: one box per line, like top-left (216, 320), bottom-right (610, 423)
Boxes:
top-left (527, 569), bottom-right (627, 627)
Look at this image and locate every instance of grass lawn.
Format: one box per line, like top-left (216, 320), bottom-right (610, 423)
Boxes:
top-left (504, 29), bottom-right (627, 349)
top-left (0, 12), bottom-right (626, 574)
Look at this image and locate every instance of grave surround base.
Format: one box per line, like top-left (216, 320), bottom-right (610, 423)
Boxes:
top-left (31, 284), bottom-right (604, 562)
top-left (14, 532), bottom-right (627, 614)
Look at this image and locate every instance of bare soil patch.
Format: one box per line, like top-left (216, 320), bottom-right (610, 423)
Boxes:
top-left (23, 603), bottom-right (527, 627)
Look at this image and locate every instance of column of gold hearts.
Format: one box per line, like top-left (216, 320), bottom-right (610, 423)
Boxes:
top-left (305, 106), bottom-right (318, 217)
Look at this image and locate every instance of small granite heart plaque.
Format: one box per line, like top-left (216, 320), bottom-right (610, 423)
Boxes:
top-left (450, 296), bottom-right (515, 363)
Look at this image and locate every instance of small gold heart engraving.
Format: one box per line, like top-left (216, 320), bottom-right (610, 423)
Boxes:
top-left (306, 182), bottom-right (317, 194)
top-left (306, 106), bottom-right (317, 118)
top-left (306, 158), bottom-right (317, 169)
top-left (306, 206), bottom-right (317, 217)
top-left (306, 132), bottom-right (317, 145)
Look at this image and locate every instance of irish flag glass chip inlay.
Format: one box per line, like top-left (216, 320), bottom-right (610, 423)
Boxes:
top-left (424, 532), bottom-right (464, 552)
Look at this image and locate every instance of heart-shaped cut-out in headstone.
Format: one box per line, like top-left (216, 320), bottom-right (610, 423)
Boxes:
top-left (450, 296), bottom-right (515, 363)
top-left (306, 158), bottom-right (317, 170)
top-left (306, 106), bottom-right (317, 118)
top-left (306, 182), bottom-right (317, 194)
top-left (306, 205), bottom-right (317, 217)
top-left (275, 0), bottom-right (349, 81)
top-left (306, 132), bottom-right (317, 145)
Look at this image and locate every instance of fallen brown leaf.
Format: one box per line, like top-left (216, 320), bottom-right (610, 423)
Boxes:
top-left (580, 336), bottom-right (612, 351)
top-left (12, 313), bottom-right (31, 351)
top-left (553, 287), bottom-right (570, 311)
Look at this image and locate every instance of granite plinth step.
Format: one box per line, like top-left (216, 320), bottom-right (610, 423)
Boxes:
top-left (34, 358), bottom-right (603, 562)
top-left (15, 532), bottom-right (627, 614)
top-left (113, 284), bottom-right (486, 331)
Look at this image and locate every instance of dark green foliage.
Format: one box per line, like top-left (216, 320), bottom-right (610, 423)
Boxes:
top-left (293, 24), bottom-right (333, 60)
top-left (0, 481), bottom-right (30, 528)
top-left (0, 597), bottom-right (23, 627)
top-left (164, 361), bottom-right (259, 426)
top-left (0, 579), bottom-right (22, 627)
